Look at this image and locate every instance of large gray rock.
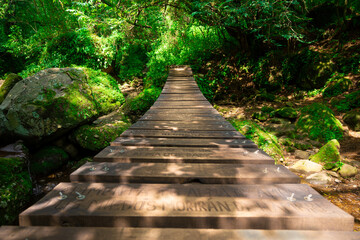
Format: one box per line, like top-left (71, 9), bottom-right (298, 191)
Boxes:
top-left (306, 172), bottom-right (332, 185)
top-left (0, 68), bottom-right (124, 145)
top-left (343, 109), bottom-right (360, 131)
top-left (294, 150), bottom-right (311, 159)
top-left (339, 164), bottom-right (358, 178)
top-left (290, 160), bottom-right (323, 173)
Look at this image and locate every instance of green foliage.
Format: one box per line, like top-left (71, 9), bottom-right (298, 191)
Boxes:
top-left (282, 49), bottom-right (334, 89)
top-left (331, 90), bottom-right (360, 112)
top-left (122, 86), bottom-right (161, 117)
top-left (191, 0), bottom-right (308, 48)
top-left (229, 119), bottom-right (284, 162)
top-left (323, 73), bottom-right (352, 97)
top-left (0, 157), bottom-right (32, 225)
top-left (296, 103), bottom-right (343, 142)
top-left (146, 23), bottom-right (224, 87)
top-left (116, 40), bottom-right (149, 81)
top-left (195, 75), bottom-right (216, 101)
top-left (43, 29), bottom-right (99, 69)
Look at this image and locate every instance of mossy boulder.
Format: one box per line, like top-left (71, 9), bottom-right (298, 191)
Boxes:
top-left (0, 157), bottom-right (32, 225)
top-left (252, 112), bottom-right (268, 121)
top-left (0, 68), bottom-right (125, 145)
top-left (275, 107), bottom-right (298, 120)
top-left (30, 146), bottom-right (69, 175)
top-left (343, 109), bottom-right (360, 131)
top-left (0, 73), bottom-right (22, 104)
top-left (122, 87), bottom-right (161, 121)
top-left (323, 75), bottom-right (352, 98)
top-left (229, 119), bottom-right (284, 162)
top-left (296, 103), bottom-right (343, 142)
top-left (73, 111), bottom-right (131, 151)
top-left (309, 139), bottom-right (341, 164)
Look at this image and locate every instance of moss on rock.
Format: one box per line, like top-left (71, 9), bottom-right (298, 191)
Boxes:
top-left (229, 119), bottom-right (284, 162)
top-left (275, 107), bottom-right (298, 120)
top-left (252, 112), bottom-right (268, 121)
top-left (122, 87), bottom-right (161, 121)
top-left (0, 157), bottom-right (32, 225)
top-left (0, 68), bottom-right (125, 145)
top-left (0, 73), bottom-right (22, 104)
top-left (309, 139), bottom-right (341, 164)
top-left (296, 103), bottom-right (343, 142)
top-left (73, 111), bottom-right (131, 151)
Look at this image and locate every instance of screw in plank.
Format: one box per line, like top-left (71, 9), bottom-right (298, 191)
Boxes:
top-left (58, 192), bottom-right (67, 200)
top-left (76, 192), bottom-right (85, 200)
top-left (102, 164), bottom-right (110, 172)
top-left (277, 167), bottom-right (280, 172)
top-left (263, 168), bottom-right (268, 174)
top-left (304, 194), bottom-right (313, 202)
top-left (287, 193), bottom-right (296, 202)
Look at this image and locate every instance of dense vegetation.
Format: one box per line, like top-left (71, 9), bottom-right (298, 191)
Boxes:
top-left (1, 0), bottom-right (360, 226)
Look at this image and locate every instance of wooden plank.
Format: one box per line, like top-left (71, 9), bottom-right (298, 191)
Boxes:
top-left (2, 226), bottom-right (359, 240)
top-left (152, 101), bottom-right (212, 108)
top-left (111, 138), bottom-right (257, 148)
top-left (94, 146), bottom-right (274, 164)
top-left (168, 70), bottom-right (193, 76)
top-left (145, 109), bottom-right (219, 114)
top-left (19, 183), bottom-right (354, 230)
top-left (129, 121), bottom-right (235, 131)
top-left (157, 96), bottom-right (207, 101)
top-left (167, 75), bottom-right (194, 79)
top-left (120, 129), bottom-right (245, 139)
top-left (139, 114), bottom-right (224, 121)
top-left (70, 162), bottom-right (300, 184)
top-left (161, 89), bottom-right (202, 94)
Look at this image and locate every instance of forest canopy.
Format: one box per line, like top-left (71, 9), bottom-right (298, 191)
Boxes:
top-left (0, 0), bottom-right (359, 89)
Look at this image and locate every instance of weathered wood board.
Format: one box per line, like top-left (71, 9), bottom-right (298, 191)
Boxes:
top-left (19, 183), bottom-right (354, 230)
top-left (111, 137), bottom-right (257, 148)
top-left (70, 162), bottom-right (299, 184)
top-left (4, 226), bottom-right (359, 240)
top-left (145, 109), bottom-right (219, 114)
top-left (129, 121), bottom-right (235, 131)
top-left (94, 146), bottom-right (274, 164)
top-left (120, 129), bottom-right (245, 139)
top-left (139, 114), bottom-right (224, 121)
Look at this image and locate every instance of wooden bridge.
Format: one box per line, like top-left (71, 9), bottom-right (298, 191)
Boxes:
top-left (1, 66), bottom-right (359, 239)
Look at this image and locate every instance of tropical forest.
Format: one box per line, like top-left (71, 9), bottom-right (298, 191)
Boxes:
top-left (0, 0), bottom-right (360, 232)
